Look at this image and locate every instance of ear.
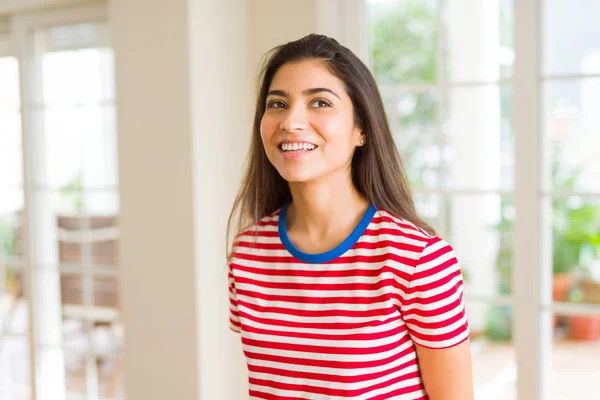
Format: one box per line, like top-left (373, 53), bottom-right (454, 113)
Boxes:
top-left (352, 123), bottom-right (365, 147)
top-left (357, 131), bottom-right (366, 147)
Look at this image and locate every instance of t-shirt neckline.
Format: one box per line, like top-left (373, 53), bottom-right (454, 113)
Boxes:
top-left (278, 202), bottom-right (377, 264)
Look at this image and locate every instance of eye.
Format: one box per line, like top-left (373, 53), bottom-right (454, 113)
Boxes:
top-left (266, 100), bottom-right (286, 109)
top-left (310, 99), bottom-right (332, 108)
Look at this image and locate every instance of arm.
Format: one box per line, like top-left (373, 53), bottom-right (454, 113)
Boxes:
top-left (400, 236), bottom-right (473, 399)
top-left (415, 340), bottom-right (474, 400)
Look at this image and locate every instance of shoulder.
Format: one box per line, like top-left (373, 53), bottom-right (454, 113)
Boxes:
top-left (231, 208), bottom-right (282, 256)
top-left (372, 208), bottom-right (435, 243)
top-left (238, 208), bottom-right (281, 235)
top-left (371, 209), bottom-right (457, 261)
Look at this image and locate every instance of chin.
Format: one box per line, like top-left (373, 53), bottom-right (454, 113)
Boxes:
top-left (277, 168), bottom-right (318, 183)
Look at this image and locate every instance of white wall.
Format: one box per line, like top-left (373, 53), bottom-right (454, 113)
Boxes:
top-left (191, 2), bottom-right (324, 397)
top-left (110, 0), bottom-right (200, 398)
top-left (0, 0), bottom-right (95, 16)
top-left (112, 0), bottom-right (322, 399)
top-left (187, 0), bottom-right (250, 399)
top-left (248, 0), bottom-right (318, 80)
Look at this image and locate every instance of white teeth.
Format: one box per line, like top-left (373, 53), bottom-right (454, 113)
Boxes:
top-left (280, 142), bottom-right (317, 152)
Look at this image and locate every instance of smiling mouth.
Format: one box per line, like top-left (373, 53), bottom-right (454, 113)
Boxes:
top-left (278, 142), bottom-right (318, 152)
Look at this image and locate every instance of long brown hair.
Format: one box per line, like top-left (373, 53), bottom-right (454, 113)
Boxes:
top-left (227, 34), bottom-right (434, 253)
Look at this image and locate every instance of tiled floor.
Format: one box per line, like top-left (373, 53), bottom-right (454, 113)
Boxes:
top-left (2, 294), bottom-right (599, 399)
top-left (4, 334), bottom-right (598, 399)
top-left (472, 337), bottom-right (600, 400)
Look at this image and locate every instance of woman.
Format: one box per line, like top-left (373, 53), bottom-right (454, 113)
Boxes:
top-left (227, 34), bottom-right (473, 400)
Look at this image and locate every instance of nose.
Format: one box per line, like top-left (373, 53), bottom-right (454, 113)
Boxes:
top-left (279, 105), bottom-right (308, 132)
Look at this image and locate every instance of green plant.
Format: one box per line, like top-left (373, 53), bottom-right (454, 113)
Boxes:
top-left (488, 155), bottom-right (600, 341)
top-left (494, 157), bottom-right (600, 295)
top-left (0, 220), bottom-right (16, 256)
top-left (553, 198), bottom-right (600, 274)
top-left (484, 305), bottom-right (512, 341)
top-left (495, 196), bottom-right (514, 295)
top-left (370, 1), bottom-right (436, 85)
top-left (0, 216), bottom-right (21, 295)
top-left (370, 1), bottom-right (437, 189)
top-left (59, 174), bottom-right (85, 213)
top-left (568, 285), bottom-right (585, 303)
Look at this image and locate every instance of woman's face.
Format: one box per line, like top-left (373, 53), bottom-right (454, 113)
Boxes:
top-left (260, 60), bottom-right (364, 183)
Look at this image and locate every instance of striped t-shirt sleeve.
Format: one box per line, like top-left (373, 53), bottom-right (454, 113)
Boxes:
top-left (400, 236), bottom-right (470, 349)
top-left (228, 263), bottom-right (241, 333)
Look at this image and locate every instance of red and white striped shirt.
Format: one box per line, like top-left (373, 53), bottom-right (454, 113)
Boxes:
top-left (228, 204), bottom-right (469, 399)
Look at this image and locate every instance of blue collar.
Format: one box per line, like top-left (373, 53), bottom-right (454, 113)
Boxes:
top-left (278, 203), bottom-right (377, 264)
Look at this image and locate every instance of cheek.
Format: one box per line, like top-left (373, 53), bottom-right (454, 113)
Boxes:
top-left (260, 115), bottom-right (278, 143)
top-left (317, 115), bottom-right (357, 148)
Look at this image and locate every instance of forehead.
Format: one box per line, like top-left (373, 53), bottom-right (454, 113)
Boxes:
top-left (269, 60), bottom-right (347, 95)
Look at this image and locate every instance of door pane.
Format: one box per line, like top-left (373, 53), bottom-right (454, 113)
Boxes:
top-left (65, 350), bottom-right (86, 399)
top-left (445, 84), bottom-right (513, 191)
top-left (0, 335), bottom-right (31, 400)
top-left (543, 0), bottom-right (600, 77)
top-left (98, 355), bottom-right (124, 400)
top-left (472, 321), bottom-right (516, 400)
top-left (444, 194), bottom-right (517, 397)
top-left (383, 91), bottom-right (440, 189)
top-left (414, 192), bottom-right (441, 230)
top-left (446, 194), bottom-right (514, 298)
top-left (543, 79), bottom-right (600, 193)
top-left (419, 192), bottom-right (517, 398)
top-left (24, 21), bottom-right (120, 400)
top-left (0, 188), bottom-right (29, 399)
top-left (32, 50), bottom-right (118, 190)
top-left (0, 55), bottom-right (24, 237)
top-left (445, 0), bottom-right (514, 81)
top-left (368, 0), bottom-right (438, 83)
top-left (551, 314), bottom-right (600, 399)
top-left (0, 109), bottom-right (23, 188)
top-left (551, 196), bottom-right (600, 294)
top-left (549, 193), bottom-right (600, 398)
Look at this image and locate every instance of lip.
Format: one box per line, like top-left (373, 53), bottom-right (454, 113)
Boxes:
top-left (276, 137), bottom-right (319, 161)
top-left (276, 140), bottom-right (318, 160)
top-left (280, 147), bottom-right (316, 160)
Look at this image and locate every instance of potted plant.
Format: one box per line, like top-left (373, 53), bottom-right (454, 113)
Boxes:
top-left (0, 214), bottom-right (24, 298)
top-left (567, 277), bottom-right (600, 340)
top-left (491, 163), bottom-right (600, 336)
top-left (57, 174), bottom-right (120, 309)
top-left (553, 149), bottom-right (600, 316)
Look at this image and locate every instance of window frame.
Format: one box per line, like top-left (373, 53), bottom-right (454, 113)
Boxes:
top-left (360, 1), bottom-right (600, 399)
top-left (11, 3), bottom-right (116, 400)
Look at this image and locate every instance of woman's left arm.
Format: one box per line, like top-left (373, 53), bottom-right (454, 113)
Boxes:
top-left (415, 340), bottom-right (474, 400)
top-left (400, 236), bottom-right (474, 400)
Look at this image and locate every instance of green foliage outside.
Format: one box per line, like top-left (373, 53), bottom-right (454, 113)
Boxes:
top-left (370, 1), bottom-right (437, 190)
top-left (369, 1), bottom-right (600, 341)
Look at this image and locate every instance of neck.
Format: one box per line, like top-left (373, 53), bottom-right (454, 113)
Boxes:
top-left (286, 172), bottom-right (370, 239)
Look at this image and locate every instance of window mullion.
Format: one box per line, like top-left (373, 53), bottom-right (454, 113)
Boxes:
top-left (15, 18), bottom-right (42, 400)
top-left (513, 1), bottom-right (549, 399)
top-left (435, 0), bottom-right (448, 238)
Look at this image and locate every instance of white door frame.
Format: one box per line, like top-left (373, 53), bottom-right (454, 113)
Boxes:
top-left (13, 4), bottom-right (108, 399)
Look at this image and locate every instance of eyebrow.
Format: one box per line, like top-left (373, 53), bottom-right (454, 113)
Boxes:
top-left (267, 87), bottom-right (341, 100)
